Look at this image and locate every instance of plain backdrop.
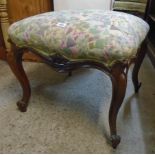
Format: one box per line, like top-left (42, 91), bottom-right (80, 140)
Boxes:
top-left (54, 0), bottom-right (112, 11)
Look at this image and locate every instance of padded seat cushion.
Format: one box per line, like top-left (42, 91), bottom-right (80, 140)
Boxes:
top-left (8, 10), bottom-right (149, 66)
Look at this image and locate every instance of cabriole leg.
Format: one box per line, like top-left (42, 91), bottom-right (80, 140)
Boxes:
top-left (109, 64), bottom-right (127, 148)
top-left (132, 40), bottom-right (147, 93)
top-left (7, 47), bottom-right (31, 112)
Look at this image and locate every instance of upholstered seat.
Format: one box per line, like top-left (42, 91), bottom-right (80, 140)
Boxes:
top-left (8, 10), bottom-right (149, 67)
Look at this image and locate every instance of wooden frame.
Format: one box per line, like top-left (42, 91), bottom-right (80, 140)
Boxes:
top-left (7, 39), bottom-right (147, 148)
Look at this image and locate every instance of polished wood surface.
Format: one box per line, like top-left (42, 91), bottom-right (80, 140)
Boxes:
top-left (0, 25), bottom-right (6, 60)
top-left (8, 0), bottom-right (53, 23)
top-left (0, 0), bottom-right (11, 53)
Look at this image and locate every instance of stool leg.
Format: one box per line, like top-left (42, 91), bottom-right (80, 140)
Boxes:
top-left (132, 40), bottom-right (147, 93)
top-left (68, 71), bottom-right (72, 77)
top-left (7, 49), bottom-right (31, 112)
top-left (109, 64), bottom-right (127, 148)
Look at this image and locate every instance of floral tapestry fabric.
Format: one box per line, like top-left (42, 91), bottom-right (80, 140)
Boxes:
top-left (8, 10), bottom-right (149, 67)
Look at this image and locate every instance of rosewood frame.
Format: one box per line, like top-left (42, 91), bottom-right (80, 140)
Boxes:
top-left (7, 39), bottom-right (147, 149)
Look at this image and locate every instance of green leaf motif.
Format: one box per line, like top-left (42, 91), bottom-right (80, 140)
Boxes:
top-left (95, 39), bottom-right (107, 49)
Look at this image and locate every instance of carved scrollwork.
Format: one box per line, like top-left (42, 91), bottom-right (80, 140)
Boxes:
top-left (7, 39), bottom-right (147, 148)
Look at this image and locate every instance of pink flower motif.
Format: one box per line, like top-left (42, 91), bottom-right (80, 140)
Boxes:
top-left (60, 41), bottom-right (66, 49)
top-left (70, 47), bottom-right (79, 57)
top-left (23, 32), bottom-right (30, 42)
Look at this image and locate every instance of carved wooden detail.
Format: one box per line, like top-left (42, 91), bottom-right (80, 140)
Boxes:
top-left (7, 39), bottom-right (147, 148)
top-left (0, 0), bottom-right (11, 52)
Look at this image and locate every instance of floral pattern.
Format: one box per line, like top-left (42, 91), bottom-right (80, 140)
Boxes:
top-left (8, 10), bottom-right (149, 66)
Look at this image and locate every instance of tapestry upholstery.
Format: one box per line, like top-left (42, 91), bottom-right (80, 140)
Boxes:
top-left (8, 10), bottom-right (149, 67)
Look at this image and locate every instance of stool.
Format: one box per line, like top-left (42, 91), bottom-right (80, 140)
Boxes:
top-left (7, 10), bottom-right (149, 148)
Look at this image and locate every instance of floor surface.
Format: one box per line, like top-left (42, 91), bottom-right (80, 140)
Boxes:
top-left (0, 56), bottom-right (155, 153)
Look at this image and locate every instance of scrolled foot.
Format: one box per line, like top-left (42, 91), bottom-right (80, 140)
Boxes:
top-left (134, 82), bottom-right (142, 93)
top-left (7, 48), bottom-right (31, 112)
top-left (110, 135), bottom-right (121, 149)
top-left (17, 100), bottom-right (27, 112)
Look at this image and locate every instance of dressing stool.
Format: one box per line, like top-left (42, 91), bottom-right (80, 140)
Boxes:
top-left (7, 10), bottom-right (149, 148)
